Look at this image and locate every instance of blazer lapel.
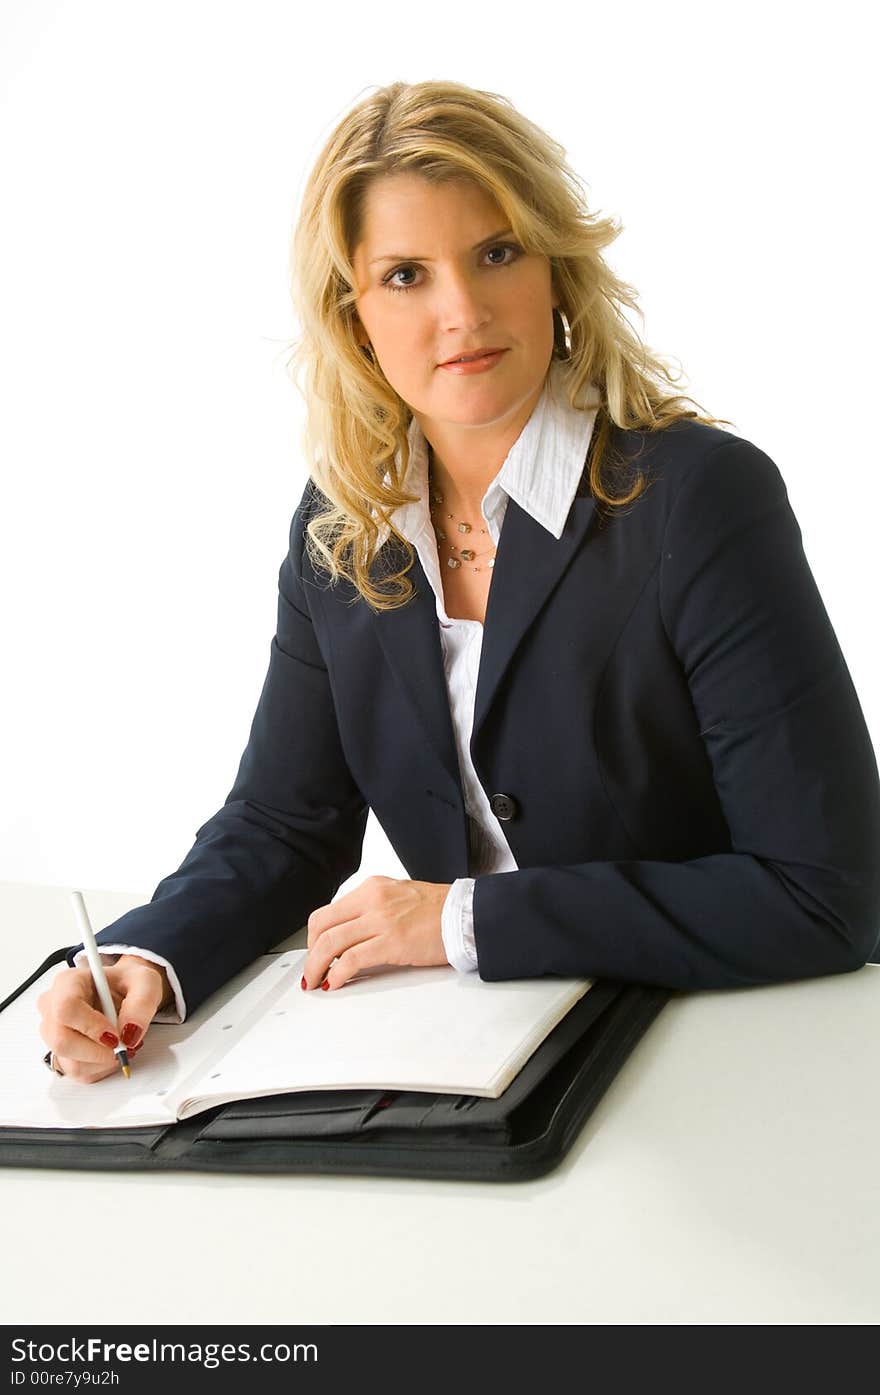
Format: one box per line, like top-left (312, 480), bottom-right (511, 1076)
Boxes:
top-left (369, 536), bottom-right (464, 802)
top-left (368, 492), bottom-right (598, 794)
top-left (472, 493), bottom-right (597, 743)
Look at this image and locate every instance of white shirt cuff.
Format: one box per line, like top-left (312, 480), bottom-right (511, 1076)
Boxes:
top-left (71, 945), bottom-right (187, 1023)
top-left (440, 878), bottom-right (479, 973)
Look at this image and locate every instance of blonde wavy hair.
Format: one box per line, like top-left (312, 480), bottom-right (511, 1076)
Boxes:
top-left (287, 79), bottom-right (732, 612)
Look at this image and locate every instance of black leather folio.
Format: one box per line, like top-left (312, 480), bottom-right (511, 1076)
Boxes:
top-left (0, 947), bottom-right (670, 1182)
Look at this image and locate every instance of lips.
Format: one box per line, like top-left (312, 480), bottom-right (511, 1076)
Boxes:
top-left (440, 348), bottom-right (506, 365)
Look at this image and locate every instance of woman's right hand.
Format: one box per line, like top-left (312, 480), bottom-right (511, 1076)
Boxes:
top-left (36, 954), bottom-right (171, 1085)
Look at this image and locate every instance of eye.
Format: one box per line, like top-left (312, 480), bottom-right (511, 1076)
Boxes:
top-left (382, 242), bottom-right (523, 294)
top-left (383, 265), bottom-right (419, 294)
top-left (484, 243), bottom-right (520, 267)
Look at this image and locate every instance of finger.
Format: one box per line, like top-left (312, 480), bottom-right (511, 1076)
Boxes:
top-left (301, 918), bottom-right (375, 989)
top-left (55, 1038), bottom-right (145, 1086)
top-left (40, 1012), bottom-right (118, 1069)
top-left (306, 876), bottom-right (391, 947)
top-left (306, 904), bottom-right (328, 950)
top-left (41, 968), bottom-right (123, 1057)
top-left (112, 965), bottom-right (166, 1049)
top-left (53, 1056), bottom-right (119, 1085)
top-left (61, 1041), bottom-right (142, 1082)
top-left (302, 920), bottom-right (348, 988)
top-left (307, 894), bottom-right (359, 948)
top-left (324, 940), bottom-right (376, 991)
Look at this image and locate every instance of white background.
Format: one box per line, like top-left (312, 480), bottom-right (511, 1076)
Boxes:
top-left (1, 0), bottom-right (876, 910)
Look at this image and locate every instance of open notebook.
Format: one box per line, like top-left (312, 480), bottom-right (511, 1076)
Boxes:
top-left (1, 951), bottom-right (592, 1130)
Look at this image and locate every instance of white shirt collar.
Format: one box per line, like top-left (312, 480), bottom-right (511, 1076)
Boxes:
top-left (378, 360), bottom-right (600, 552)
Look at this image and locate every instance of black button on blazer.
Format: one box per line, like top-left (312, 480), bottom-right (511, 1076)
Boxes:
top-left (489, 794), bottom-right (519, 822)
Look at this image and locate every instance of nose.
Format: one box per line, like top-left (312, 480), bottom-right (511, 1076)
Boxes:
top-left (436, 266), bottom-right (492, 334)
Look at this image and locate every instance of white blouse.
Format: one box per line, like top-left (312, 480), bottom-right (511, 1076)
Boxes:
top-left (79, 362), bottom-right (599, 1018)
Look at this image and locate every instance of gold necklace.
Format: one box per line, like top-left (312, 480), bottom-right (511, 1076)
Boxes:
top-left (428, 458), bottom-right (497, 574)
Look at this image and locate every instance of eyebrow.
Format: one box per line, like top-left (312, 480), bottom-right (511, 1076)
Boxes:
top-left (368, 228), bottom-right (515, 267)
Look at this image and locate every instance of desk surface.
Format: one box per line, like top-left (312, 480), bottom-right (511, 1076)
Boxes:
top-left (1, 879), bottom-right (878, 1326)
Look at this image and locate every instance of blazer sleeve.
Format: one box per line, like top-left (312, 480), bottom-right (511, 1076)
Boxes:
top-left (65, 485), bottom-right (369, 1017)
top-left (473, 437), bottom-right (880, 989)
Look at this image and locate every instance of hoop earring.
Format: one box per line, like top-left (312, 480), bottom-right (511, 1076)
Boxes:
top-left (552, 306), bottom-right (572, 361)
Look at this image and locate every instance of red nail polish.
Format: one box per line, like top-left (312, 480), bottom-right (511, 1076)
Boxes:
top-left (121, 1023), bottom-right (142, 1048)
top-left (301, 976), bottom-right (307, 991)
top-left (100, 1031), bottom-right (119, 1048)
top-left (321, 980), bottom-right (329, 991)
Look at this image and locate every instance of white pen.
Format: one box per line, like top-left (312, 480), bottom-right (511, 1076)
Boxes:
top-left (70, 890), bottom-right (131, 1078)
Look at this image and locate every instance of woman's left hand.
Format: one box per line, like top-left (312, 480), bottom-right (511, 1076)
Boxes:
top-left (301, 876), bottom-right (452, 991)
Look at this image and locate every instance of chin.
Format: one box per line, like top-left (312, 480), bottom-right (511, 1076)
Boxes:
top-left (440, 379), bottom-right (532, 417)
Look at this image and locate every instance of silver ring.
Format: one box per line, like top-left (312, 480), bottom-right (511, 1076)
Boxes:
top-left (42, 1049), bottom-right (65, 1076)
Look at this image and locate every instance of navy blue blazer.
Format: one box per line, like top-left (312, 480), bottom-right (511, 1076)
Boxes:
top-left (72, 417), bottom-right (880, 1017)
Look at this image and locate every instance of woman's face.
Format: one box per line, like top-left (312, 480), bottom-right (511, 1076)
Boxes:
top-left (351, 173), bottom-right (558, 440)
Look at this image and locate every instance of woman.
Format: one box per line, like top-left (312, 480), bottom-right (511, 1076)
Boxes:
top-left (37, 79), bottom-right (880, 1084)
